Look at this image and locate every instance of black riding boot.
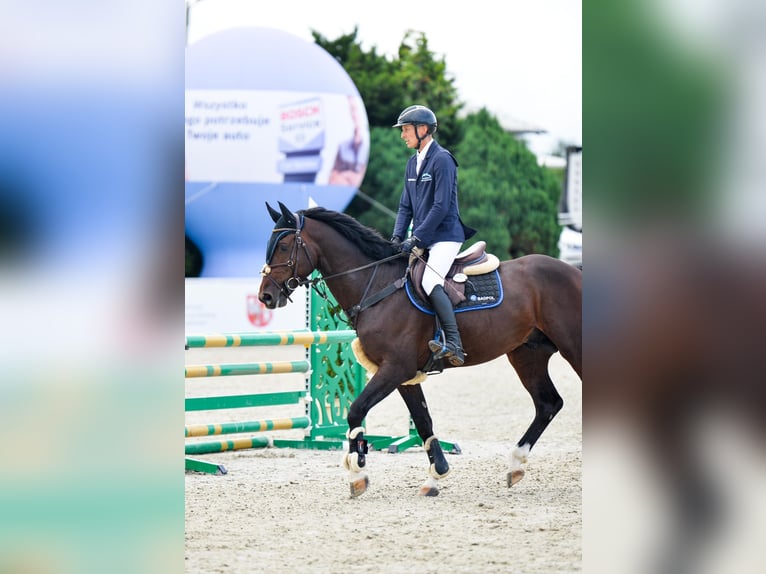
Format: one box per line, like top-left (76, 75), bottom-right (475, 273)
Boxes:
top-left (427, 284), bottom-right (465, 366)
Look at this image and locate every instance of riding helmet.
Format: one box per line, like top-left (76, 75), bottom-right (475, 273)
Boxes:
top-left (392, 105), bottom-right (438, 134)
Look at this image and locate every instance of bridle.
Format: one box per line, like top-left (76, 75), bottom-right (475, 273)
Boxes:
top-left (260, 215), bottom-right (316, 304)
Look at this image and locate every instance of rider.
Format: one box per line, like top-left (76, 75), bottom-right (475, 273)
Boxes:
top-left (390, 105), bottom-right (476, 366)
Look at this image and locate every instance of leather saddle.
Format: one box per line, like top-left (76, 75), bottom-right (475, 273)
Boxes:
top-left (409, 241), bottom-right (500, 305)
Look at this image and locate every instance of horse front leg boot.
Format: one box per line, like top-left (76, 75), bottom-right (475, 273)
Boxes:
top-left (343, 426), bottom-right (369, 497)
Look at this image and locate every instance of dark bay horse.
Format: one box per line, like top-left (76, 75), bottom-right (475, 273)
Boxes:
top-left (258, 202), bottom-right (582, 497)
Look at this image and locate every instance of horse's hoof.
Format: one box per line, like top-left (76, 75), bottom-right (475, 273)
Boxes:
top-left (418, 485), bottom-right (440, 497)
top-left (507, 469), bottom-right (525, 487)
top-left (349, 474), bottom-right (369, 498)
top-left (418, 476), bottom-right (440, 496)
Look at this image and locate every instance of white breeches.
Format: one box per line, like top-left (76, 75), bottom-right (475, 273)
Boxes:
top-left (422, 241), bottom-right (462, 296)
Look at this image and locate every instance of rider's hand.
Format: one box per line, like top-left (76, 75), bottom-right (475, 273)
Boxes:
top-left (399, 236), bottom-right (419, 254)
top-left (390, 235), bottom-right (401, 246)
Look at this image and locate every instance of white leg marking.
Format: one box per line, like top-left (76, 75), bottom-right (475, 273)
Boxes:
top-left (510, 444), bottom-right (531, 472)
top-left (419, 476), bottom-right (440, 497)
top-left (508, 444), bottom-right (531, 486)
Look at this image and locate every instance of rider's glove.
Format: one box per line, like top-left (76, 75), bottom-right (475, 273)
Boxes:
top-left (390, 235), bottom-right (401, 245)
top-left (399, 236), bottom-right (420, 254)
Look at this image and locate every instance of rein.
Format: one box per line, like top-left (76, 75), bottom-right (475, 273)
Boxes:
top-left (261, 222), bottom-right (407, 324)
top-left (320, 253), bottom-right (403, 281)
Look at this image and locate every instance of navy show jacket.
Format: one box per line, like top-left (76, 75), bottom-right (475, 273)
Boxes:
top-left (392, 140), bottom-right (476, 247)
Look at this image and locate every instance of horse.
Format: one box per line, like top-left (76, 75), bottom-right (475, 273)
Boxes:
top-left (258, 201), bottom-right (582, 497)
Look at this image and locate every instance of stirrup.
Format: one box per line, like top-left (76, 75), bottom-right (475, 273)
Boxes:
top-left (428, 340), bottom-right (465, 366)
top-left (428, 330), bottom-right (446, 355)
top-left (428, 338), bottom-right (445, 355)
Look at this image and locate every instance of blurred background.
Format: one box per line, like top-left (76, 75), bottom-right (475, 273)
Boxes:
top-left (584, 0), bottom-right (766, 572)
top-left (0, 1), bottom-right (184, 573)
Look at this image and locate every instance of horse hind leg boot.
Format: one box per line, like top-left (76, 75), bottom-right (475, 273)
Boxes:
top-left (427, 284), bottom-right (465, 366)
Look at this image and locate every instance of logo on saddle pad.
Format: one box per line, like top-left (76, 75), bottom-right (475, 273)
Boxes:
top-left (406, 241), bottom-right (503, 314)
top-left (470, 295), bottom-right (497, 302)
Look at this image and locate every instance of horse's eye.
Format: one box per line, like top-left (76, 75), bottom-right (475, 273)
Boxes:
top-left (278, 242), bottom-right (289, 253)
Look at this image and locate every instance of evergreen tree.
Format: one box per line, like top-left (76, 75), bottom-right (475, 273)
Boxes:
top-left (457, 109), bottom-right (561, 259)
top-left (313, 31), bottom-right (563, 259)
top-left (314, 28), bottom-right (464, 234)
top-left (347, 127), bottom-right (411, 235)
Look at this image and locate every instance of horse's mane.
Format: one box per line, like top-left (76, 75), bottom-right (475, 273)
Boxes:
top-left (299, 207), bottom-right (399, 261)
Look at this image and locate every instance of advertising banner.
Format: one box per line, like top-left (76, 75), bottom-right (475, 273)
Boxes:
top-left (185, 27), bottom-right (369, 279)
top-left (185, 27), bottom-right (369, 330)
top-left (186, 91), bottom-right (367, 187)
top-left (185, 279), bottom-right (306, 333)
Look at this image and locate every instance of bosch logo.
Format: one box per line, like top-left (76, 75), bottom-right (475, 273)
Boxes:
top-left (281, 105), bottom-right (320, 120)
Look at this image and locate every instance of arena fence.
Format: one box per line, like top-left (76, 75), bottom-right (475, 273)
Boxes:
top-left (185, 275), bottom-right (426, 475)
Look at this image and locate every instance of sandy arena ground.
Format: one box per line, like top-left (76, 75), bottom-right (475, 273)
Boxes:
top-left (185, 345), bottom-right (581, 573)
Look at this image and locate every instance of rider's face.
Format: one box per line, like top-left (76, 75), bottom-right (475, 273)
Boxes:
top-left (400, 124), bottom-right (425, 149)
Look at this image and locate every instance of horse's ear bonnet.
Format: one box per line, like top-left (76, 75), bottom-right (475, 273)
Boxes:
top-left (267, 202), bottom-right (282, 223)
top-left (264, 202), bottom-right (301, 263)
